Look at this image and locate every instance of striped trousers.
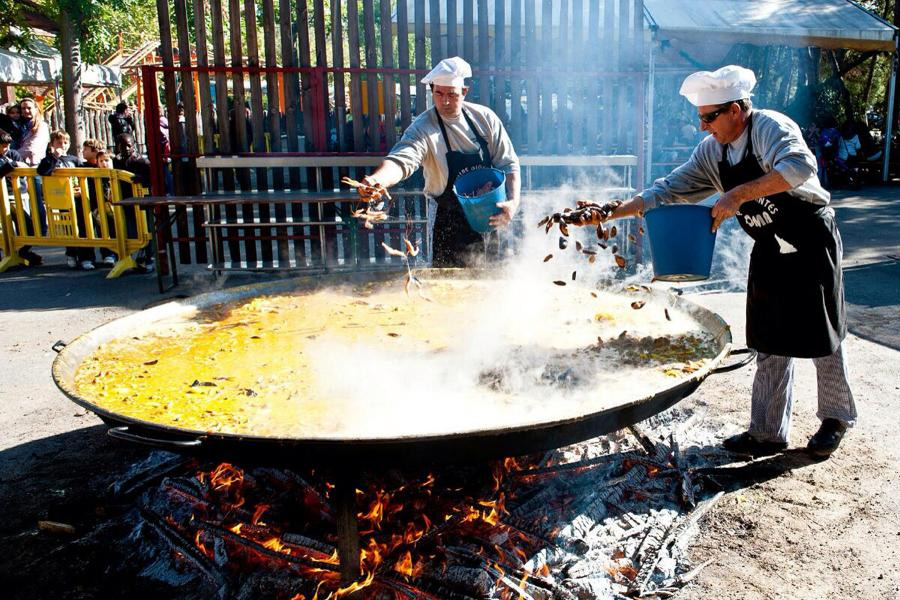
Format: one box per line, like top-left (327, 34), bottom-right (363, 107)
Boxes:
top-left (749, 343), bottom-right (856, 443)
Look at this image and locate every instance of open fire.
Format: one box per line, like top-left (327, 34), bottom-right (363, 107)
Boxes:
top-left (129, 407), bottom-right (724, 600)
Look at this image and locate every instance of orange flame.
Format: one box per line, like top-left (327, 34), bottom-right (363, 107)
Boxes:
top-left (194, 529), bottom-right (214, 559)
top-left (394, 550), bottom-right (414, 576)
top-left (261, 536), bottom-right (291, 555)
top-left (210, 463), bottom-right (244, 490)
top-left (332, 570), bottom-right (375, 599)
top-left (251, 503), bottom-right (269, 525)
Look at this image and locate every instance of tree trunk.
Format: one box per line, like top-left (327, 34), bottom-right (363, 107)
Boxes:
top-left (828, 50), bottom-right (855, 120)
top-left (59, 11), bottom-right (84, 157)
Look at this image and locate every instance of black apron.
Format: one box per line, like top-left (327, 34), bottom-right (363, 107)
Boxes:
top-left (719, 114), bottom-right (846, 358)
top-left (432, 108), bottom-right (493, 267)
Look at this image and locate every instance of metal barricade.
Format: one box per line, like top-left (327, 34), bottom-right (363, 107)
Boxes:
top-left (0, 167), bottom-right (153, 278)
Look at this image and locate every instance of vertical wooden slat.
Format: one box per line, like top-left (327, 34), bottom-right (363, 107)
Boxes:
top-left (541, 0), bottom-right (553, 153)
top-left (332, 0), bottom-right (350, 265)
top-left (602, 0), bottom-right (615, 153)
top-left (244, 0), bottom-right (271, 264)
top-left (296, 1), bottom-right (314, 152)
top-left (463, 0), bottom-right (474, 63)
top-left (587, 0), bottom-right (600, 153)
top-left (558, 0), bottom-right (569, 154)
top-left (278, 0), bottom-right (303, 265)
top-left (173, 0), bottom-right (199, 262)
top-left (278, 0), bottom-right (301, 192)
top-left (492, 0), bottom-right (507, 122)
top-left (447, 0), bottom-right (458, 57)
top-left (154, 0), bottom-right (179, 273)
top-left (478, 0), bottom-right (489, 106)
top-left (571, 0), bottom-right (583, 152)
top-left (262, 0), bottom-right (288, 265)
top-left (211, 0), bottom-right (235, 264)
top-left (379, 0), bottom-right (396, 150)
top-left (633, 0), bottom-right (644, 159)
top-left (228, 0), bottom-right (255, 264)
top-left (347, 0), bottom-right (369, 263)
top-left (415, 0), bottom-right (427, 115)
top-left (397, 0), bottom-right (412, 130)
top-left (347, 0), bottom-right (366, 151)
top-left (510, 0), bottom-right (523, 149)
top-left (314, 0), bottom-right (336, 265)
top-left (331, 0), bottom-right (348, 150)
top-left (365, 0), bottom-right (385, 259)
top-left (525, 0), bottom-right (538, 154)
top-left (429, 0), bottom-right (442, 63)
top-left (192, 0), bottom-right (216, 213)
top-left (616, 0), bottom-right (630, 152)
top-left (363, 0), bottom-right (380, 153)
top-left (297, 1), bottom-right (319, 265)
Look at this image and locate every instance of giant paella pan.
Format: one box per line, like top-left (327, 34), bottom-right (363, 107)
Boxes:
top-left (51, 269), bottom-right (748, 464)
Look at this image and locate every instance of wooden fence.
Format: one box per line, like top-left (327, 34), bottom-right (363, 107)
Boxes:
top-left (150, 0), bottom-right (645, 268)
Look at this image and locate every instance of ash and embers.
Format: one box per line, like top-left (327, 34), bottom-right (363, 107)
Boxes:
top-left (121, 407), bottom-right (730, 600)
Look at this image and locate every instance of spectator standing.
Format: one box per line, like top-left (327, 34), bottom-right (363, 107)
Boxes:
top-left (14, 98), bottom-right (50, 265)
top-left (0, 105), bottom-right (22, 146)
top-left (38, 130), bottom-right (96, 270)
top-left (81, 138), bottom-right (116, 265)
top-left (108, 102), bottom-right (136, 140)
top-left (113, 133), bottom-right (154, 272)
top-left (18, 98), bottom-right (50, 166)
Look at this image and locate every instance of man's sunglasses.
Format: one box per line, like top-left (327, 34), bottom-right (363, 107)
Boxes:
top-left (698, 102), bottom-right (734, 124)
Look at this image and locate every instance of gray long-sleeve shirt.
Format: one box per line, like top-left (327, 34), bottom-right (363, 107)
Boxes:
top-left (641, 109), bottom-right (829, 210)
top-left (385, 101), bottom-right (519, 199)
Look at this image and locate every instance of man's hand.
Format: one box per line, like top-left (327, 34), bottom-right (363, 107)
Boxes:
top-left (358, 175), bottom-right (390, 202)
top-left (489, 200), bottom-right (517, 228)
top-left (710, 191), bottom-right (744, 232)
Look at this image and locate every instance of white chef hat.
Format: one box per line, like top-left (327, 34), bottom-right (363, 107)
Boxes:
top-left (421, 56), bottom-right (472, 88)
top-left (679, 65), bottom-right (757, 107)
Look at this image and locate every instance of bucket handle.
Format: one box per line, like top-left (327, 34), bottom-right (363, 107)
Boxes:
top-left (107, 426), bottom-right (203, 448)
top-left (711, 347), bottom-right (757, 374)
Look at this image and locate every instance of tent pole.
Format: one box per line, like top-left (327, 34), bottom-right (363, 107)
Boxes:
top-left (883, 36), bottom-right (898, 182)
top-left (646, 40), bottom-right (656, 188)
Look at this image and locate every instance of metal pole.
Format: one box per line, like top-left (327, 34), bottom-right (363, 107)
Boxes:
top-left (645, 42), bottom-right (656, 189)
top-left (883, 36), bottom-right (898, 182)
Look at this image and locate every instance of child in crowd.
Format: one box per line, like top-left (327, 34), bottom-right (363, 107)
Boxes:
top-left (38, 130), bottom-right (96, 270)
top-left (81, 139), bottom-right (117, 266)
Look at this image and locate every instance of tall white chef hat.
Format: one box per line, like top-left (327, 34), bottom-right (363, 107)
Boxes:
top-left (421, 56), bottom-right (472, 88)
top-left (679, 65), bottom-right (757, 107)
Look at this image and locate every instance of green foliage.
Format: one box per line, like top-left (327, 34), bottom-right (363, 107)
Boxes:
top-left (36, 0), bottom-right (162, 63)
top-left (0, 0), bottom-right (31, 48)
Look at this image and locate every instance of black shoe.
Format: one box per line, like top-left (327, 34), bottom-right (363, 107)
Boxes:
top-left (722, 431), bottom-right (788, 457)
top-left (19, 250), bottom-right (43, 266)
top-left (807, 418), bottom-right (847, 457)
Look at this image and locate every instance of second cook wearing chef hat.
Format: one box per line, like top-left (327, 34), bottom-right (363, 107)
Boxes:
top-left (421, 56), bottom-right (473, 88)
top-left (679, 65), bottom-right (757, 107)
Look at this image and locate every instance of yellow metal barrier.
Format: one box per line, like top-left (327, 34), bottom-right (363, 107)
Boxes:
top-left (0, 167), bottom-right (152, 278)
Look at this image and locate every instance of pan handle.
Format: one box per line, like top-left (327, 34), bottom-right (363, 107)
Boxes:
top-left (711, 347), bottom-right (757, 374)
top-left (51, 340), bottom-right (67, 353)
top-left (107, 426), bottom-right (203, 448)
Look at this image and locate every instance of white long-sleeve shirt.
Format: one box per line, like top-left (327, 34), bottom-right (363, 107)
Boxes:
top-left (641, 109), bottom-right (829, 210)
top-left (385, 101), bottom-right (519, 199)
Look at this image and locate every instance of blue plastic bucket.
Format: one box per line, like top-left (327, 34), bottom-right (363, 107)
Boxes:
top-left (453, 168), bottom-right (506, 233)
top-left (644, 204), bottom-right (718, 281)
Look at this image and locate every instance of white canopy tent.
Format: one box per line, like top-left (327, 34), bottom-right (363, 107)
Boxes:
top-left (643, 0), bottom-right (899, 181)
top-left (0, 47), bottom-right (122, 87)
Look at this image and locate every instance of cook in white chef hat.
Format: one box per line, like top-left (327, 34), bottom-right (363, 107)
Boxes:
top-left (679, 65), bottom-right (757, 107)
top-left (421, 56), bottom-right (472, 88)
